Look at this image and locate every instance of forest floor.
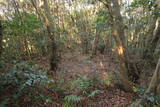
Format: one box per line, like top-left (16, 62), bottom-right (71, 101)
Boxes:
top-left (36, 50), bottom-right (134, 107)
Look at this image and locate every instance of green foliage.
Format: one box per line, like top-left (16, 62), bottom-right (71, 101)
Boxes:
top-left (64, 94), bottom-right (83, 107)
top-left (131, 0), bottom-right (156, 9)
top-left (144, 93), bottom-right (160, 105)
top-left (131, 0), bottom-right (160, 15)
top-left (6, 12), bottom-right (41, 34)
top-left (83, 0), bottom-right (97, 4)
top-left (64, 75), bottom-right (102, 106)
top-left (0, 61), bottom-right (53, 106)
top-left (0, 100), bottom-right (9, 107)
top-left (2, 12), bottom-right (46, 59)
top-left (97, 42), bottom-right (106, 54)
top-left (93, 9), bottom-right (109, 32)
top-left (70, 75), bottom-right (95, 92)
top-left (87, 89), bottom-right (101, 98)
top-left (65, 75), bottom-right (102, 106)
top-left (65, 94), bottom-right (82, 103)
top-left (64, 89), bottom-right (102, 107)
top-left (137, 88), bottom-right (146, 96)
top-left (137, 88), bottom-right (160, 106)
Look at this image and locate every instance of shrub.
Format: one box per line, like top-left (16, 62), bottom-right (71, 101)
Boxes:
top-left (136, 88), bottom-right (160, 106)
top-left (0, 61), bottom-right (53, 106)
top-left (64, 75), bottom-right (102, 107)
top-left (64, 94), bottom-right (83, 107)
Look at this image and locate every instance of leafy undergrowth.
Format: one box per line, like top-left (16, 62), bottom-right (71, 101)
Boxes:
top-left (0, 52), bottom-right (135, 107)
top-left (0, 61), bottom-right (56, 107)
top-left (61, 73), bottom-right (134, 107)
top-left (48, 71), bottom-right (134, 107)
top-left (132, 88), bottom-right (160, 107)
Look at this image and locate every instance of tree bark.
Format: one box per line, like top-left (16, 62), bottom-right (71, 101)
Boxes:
top-left (110, 0), bottom-right (134, 92)
top-left (146, 57), bottom-right (160, 94)
top-left (92, 31), bottom-right (100, 57)
top-left (98, 0), bottom-right (134, 92)
top-left (0, 20), bottom-right (3, 58)
top-left (43, 0), bottom-right (60, 71)
top-left (143, 18), bottom-right (160, 63)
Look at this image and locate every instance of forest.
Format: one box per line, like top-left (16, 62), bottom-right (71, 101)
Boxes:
top-left (0, 0), bottom-right (160, 107)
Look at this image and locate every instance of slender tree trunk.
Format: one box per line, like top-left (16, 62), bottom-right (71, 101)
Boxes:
top-left (143, 18), bottom-right (160, 63)
top-left (0, 20), bottom-right (3, 58)
top-left (92, 31), bottom-right (100, 56)
top-left (30, 0), bottom-right (47, 56)
top-left (146, 57), bottom-right (160, 94)
top-left (43, 0), bottom-right (60, 71)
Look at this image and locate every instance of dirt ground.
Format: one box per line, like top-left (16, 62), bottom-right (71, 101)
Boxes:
top-left (36, 51), bottom-right (134, 107)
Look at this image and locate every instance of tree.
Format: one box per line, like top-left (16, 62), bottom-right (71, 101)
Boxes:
top-left (43, 0), bottom-right (60, 71)
top-left (144, 18), bottom-right (160, 63)
top-left (98, 0), bottom-right (134, 92)
top-left (0, 19), bottom-right (3, 58)
top-left (91, 8), bottom-right (108, 56)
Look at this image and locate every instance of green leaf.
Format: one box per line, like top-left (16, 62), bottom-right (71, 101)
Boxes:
top-left (146, 104), bottom-right (151, 107)
top-left (64, 94), bottom-right (82, 103)
top-left (88, 90), bottom-right (102, 98)
top-left (138, 104), bottom-right (144, 107)
top-left (0, 99), bottom-right (8, 107)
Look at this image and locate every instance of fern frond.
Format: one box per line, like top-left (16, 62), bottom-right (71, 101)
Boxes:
top-left (88, 90), bottom-right (102, 98)
top-left (64, 94), bottom-right (82, 103)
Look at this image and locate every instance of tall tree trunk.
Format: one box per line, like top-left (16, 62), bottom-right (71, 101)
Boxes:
top-left (0, 20), bottom-right (3, 58)
top-left (43, 0), bottom-right (60, 71)
top-left (99, 0), bottom-right (134, 92)
top-left (146, 57), bottom-right (160, 94)
top-left (92, 31), bottom-right (100, 57)
top-left (110, 0), bottom-right (134, 92)
top-left (30, 0), bottom-right (47, 56)
top-left (143, 18), bottom-right (160, 63)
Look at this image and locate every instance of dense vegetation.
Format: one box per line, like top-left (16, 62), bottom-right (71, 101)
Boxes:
top-left (0, 0), bottom-right (160, 107)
